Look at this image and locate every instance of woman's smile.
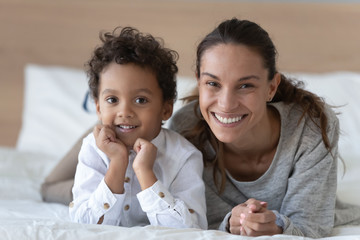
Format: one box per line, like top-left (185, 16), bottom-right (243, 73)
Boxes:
top-left (213, 112), bottom-right (246, 125)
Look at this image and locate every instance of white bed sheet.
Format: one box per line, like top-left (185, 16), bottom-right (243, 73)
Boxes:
top-left (3, 66), bottom-right (360, 239)
top-left (1, 146), bottom-right (360, 240)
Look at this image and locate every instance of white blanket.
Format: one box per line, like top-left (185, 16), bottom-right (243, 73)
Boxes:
top-left (2, 66), bottom-right (360, 239)
top-left (1, 146), bottom-right (360, 240)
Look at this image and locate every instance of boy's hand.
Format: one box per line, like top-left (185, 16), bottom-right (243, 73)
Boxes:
top-left (93, 124), bottom-right (127, 161)
top-left (229, 198), bottom-right (282, 236)
top-left (93, 124), bottom-right (128, 194)
top-left (132, 138), bottom-right (157, 190)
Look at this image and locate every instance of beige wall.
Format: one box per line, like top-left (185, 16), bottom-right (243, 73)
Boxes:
top-left (1, 0), bottom-right (360, 146)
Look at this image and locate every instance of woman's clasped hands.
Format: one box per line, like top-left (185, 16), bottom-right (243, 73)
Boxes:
top-left (229, 198), bottom-right (282, 236)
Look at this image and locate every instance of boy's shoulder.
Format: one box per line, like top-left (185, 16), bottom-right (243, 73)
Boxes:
top-left (80, 132), bottom-right (110, 165)
top-left (153, 128), bottom-right (202, 178)
top-left (82, 131), bottom-right (96, 147)
top-left (158, 128), bottom-right (201, 156)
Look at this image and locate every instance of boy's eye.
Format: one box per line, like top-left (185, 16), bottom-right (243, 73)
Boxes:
top-left (106, 97), bottom-right (118, 104)
top-left (135, 97), bottom-right (148, 104)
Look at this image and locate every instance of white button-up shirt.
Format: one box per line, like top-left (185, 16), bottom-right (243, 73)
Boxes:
top-left (69, 128), bottom-right (207, 229)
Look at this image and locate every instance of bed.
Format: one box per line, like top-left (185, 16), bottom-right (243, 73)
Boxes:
top-left (1, 1), bottom-right (360, 239)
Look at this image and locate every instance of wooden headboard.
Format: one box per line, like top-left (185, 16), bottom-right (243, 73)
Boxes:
top-left (1, 0), bottom-right (360, 147)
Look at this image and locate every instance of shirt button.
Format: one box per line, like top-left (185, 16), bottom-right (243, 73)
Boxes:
top-left (103, 203), bottom-right (110, 210)
top-left (124, 204), bottom-right (130, 211)
top-left (158, 192), bottom-right (165, 198)
top-left (69, 202), bottom-right (74, 208)
top-left (124, 177), bottom-right (130, 183)
top-left (188, 208), bottom-right (195, 214)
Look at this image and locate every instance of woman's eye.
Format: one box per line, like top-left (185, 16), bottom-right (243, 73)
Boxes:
top-left (135, 97), bottom-right (148, 104)
top-left (106, 97), bottom-right (118, 104)
top-left (239, 84), bottom-right (252, 89)
top-left (206, 81), bottom-right (220, 88)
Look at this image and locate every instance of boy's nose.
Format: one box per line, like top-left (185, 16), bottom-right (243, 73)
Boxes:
top-left (117, 103), bottom-right (134, 118)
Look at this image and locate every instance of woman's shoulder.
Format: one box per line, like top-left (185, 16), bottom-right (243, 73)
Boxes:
top-left (168, 100), bottom-right (199, 134)
top-left (272, 101), bottom-right (339, 128)
top-left (272, 102), bottom-right (340, 155)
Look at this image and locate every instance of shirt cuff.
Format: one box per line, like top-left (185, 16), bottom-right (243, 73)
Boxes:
top-left (272, 210), bottom-right (288, 232)
top-left (219, 212), bottom-right (232, 232)
top-left (89, 178), bottom-right (125, 223)
top-left (136, 180), bottom-right (175, 213)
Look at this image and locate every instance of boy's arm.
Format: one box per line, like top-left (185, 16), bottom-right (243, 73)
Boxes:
top-left (132, 138), bottom-right (158, 190)
top-left (69, 134), bottom-right (128, 226)
top-left (94, 124), bottom-right (129, 194)
top-left (136, 148), bottom-right (207, 230)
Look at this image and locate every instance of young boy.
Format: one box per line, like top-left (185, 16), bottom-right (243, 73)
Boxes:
top-left (69, 27), bottom-right (207, 229)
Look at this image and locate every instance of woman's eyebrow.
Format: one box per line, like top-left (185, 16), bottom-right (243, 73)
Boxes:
top-left (201, 72), bottom-right (260, 81)
top-left (238, 75), bottom-right (260, 81)
top-left (201, 72), bottom-right (219, 80)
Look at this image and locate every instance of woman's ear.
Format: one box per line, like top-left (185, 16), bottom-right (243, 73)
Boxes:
top-left (268, 73), bottom-right (281, 100)
top-left (162, 100), bottom-right (173, 121)
top-left (196, 73), bottom-right (200, 87)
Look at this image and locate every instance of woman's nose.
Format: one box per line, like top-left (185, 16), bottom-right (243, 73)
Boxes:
top-left (217, 89), bottom-right (238, 112)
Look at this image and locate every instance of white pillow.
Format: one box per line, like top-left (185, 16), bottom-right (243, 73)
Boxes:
top-left (18, 65), bottom-right (359, 162)
top-left (16, 64), bottom-right (98, 160)
top-left (286, 72), bottom-right (360, 159)
top-left (16, 64), bottom-right (197, 159)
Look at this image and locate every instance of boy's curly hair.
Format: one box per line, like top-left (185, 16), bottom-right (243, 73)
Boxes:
top-left (87, 26), bottom-right (179, 103)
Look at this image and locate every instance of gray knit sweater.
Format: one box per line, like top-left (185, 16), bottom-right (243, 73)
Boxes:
top-left (169, 100), bottom-right (360, 238)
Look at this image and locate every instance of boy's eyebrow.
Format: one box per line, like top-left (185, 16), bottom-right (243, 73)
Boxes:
top-left (135, 88), bottom-right (154, 95)
top-left (101, 88), bottom-right (154, 96)
top-left (201, 72), bottom-right (260, 81)
top-left (101, 89), bottom-right (117, 96)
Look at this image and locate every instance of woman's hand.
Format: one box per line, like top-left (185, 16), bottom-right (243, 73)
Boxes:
top-left (229, 198), bottom-right (282, 236)
top-left (132, 138), bottom-right (157, 190)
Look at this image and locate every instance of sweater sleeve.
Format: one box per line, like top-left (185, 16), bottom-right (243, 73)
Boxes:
top-left (276, 112), bottom-right (340, 238)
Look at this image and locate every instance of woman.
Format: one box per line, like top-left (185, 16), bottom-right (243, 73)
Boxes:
top-left (42, 18), bottom-right (360, 238)
top-left (168, 18), bottom-right (360, 237)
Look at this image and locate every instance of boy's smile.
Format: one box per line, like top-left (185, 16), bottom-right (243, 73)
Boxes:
top-left (95, 62), bottom-right (172, 147)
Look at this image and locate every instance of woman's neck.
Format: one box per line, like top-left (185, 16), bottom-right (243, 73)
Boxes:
top-left (223, 106), bottom-right (281, 181)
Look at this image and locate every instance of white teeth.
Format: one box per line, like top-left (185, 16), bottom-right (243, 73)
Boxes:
top-left (119, 125), bottom-right (136, 129)
top-left (214, 113), bottom-right (242, 124)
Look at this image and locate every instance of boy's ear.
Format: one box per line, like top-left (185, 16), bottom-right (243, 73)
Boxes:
top-left (162, 100), bottom-right (173, 121)
top-left (95, 100), bottom-right (102, 121)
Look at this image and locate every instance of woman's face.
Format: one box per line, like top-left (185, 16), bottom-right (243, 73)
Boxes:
top-left (197, 43), bottom-right (278, 144)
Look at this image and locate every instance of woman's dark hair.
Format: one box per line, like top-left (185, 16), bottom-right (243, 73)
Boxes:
top-left (184, 18), bottom-right (334, 193)
top-left (87, 26), bottom-right (179, 103)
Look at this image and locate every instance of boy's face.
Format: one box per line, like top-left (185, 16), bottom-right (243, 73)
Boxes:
top-left (95, 62), bottom-right (173, 148)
